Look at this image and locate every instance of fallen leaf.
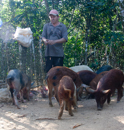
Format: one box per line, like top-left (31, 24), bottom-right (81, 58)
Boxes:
top-left (17, 114), bottom-right (26, 118)
top-left (73, 124), bottom-right (83, 129)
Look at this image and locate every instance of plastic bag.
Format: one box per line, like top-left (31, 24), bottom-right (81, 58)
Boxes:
top-left (13, 27), bottom-right (33, 47)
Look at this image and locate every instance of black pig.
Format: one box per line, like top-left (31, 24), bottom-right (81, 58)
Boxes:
top-left (6, 69), bottom-right (31, 109)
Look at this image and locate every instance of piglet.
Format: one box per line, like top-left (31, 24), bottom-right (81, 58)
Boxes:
top-left (58, 76), bottom-right (77, 120)
top-left (6, 69), bottom-right (31, 109)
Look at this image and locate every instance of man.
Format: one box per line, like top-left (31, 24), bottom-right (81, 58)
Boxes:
top-left (42, 9), bottom-right (68, 73)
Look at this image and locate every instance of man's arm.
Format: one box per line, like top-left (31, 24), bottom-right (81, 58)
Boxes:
top-left (42, 24), bottom-right (49, 45)
top-left (47, 38), bottom-right (66, 45)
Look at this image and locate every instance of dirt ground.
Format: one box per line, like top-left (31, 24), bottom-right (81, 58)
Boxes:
top-left (0, 94), bottom-right (124, 130)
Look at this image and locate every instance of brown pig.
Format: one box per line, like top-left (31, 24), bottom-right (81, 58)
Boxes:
top-left (58, 76), bottom-right (77, 119)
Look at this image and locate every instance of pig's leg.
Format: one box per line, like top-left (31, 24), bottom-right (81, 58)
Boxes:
top-left (68, 101), bottom-right (73, 116)
top-left (13, 89), bottom-right (20, 109)
top-left (26, 87), bottom-right (30, 101)
top-left (20, 90), bottom-right (24, 103)
top-left (117, 87), bottom-right (123, 102)
top-left (76, 88), bottom-right (82, 101)
top-left (65, 101), bottom-right (68, 111)
top-left (54, 86), bottom-right (59, 104)
top-left (48, 86), bottom-right (53, 107)
top-left (9, 88), bottom-right (15, 105)
top-left (73, 83), bottom-right (78, 109)
top-left (107, 93), bottom-right (111, 104)
top-left (58, 100), bottom-right (64, 120)
top-left (13, 81), bottom-right (21, 109)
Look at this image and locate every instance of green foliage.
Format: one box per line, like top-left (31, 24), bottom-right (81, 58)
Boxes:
top-left (64, 33), bottom-right (84, 67)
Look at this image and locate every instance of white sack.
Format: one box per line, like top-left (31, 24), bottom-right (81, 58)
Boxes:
top-left (0, 88), bottom-right (12, 102)
top-left (70, 65), bottom-right (93, 72)
top-left (13, 27), bottom-right (33, 47)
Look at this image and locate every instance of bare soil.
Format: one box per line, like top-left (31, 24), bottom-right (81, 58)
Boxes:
top-left (0, 94), bottom-right (124, 130)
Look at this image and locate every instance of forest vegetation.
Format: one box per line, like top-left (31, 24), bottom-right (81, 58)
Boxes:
top-left (0, 0), bottom-right (124, 85)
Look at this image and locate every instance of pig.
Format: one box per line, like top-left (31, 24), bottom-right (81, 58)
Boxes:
top-left (77, 70), bottom-right (97, 85)
top-left (6, 69), bottom-right (31, 109)
top-left (86, 69), bottom-right (124, 110)
top-left (46, 66), bottom-right (83, 107)
top-left (77, 70), bottom-right (97, 98)
top-left (86, 71), bottom-right (108, 99)
top-left (89, 71), bottom-right (108, 90)
top-left (58, 76), bottom-right (77, 119)
top-left (96, 65), bottom-right (112, 74)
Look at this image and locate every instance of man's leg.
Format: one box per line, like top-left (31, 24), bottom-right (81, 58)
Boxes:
top-left (45, 57), bottom-right (53, 73)
top-left (53, 57), bottom-right (63, 67)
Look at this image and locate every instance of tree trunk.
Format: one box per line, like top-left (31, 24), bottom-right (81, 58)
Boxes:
top-left (44, 0), bottom-right (50, 15)
top-left (39, 38), bottom-right (46, 85)
top-left (21, 45), bottom-right (27, 73)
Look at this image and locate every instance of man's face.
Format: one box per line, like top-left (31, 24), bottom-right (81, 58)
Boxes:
top-left (49, 15), bottom-right (59, 24)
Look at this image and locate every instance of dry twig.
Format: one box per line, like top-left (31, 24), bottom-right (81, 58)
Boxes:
top-left (73, 124), bottom-right (83, 129)
top-left (17, 114), bottom-right (27, 118)
top-left (35, 118), bottom-right (57, 120)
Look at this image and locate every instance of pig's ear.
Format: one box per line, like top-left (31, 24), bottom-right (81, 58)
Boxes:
top-left (86, 87), bottom-right (96, 93)
top-left (102, 89), bottom-right (111, 94)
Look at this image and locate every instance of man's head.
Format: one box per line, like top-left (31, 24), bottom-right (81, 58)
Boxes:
top-left (49, 9), bottom-right (59, 25)
top-left (49, 9), bottom-right (59, 16)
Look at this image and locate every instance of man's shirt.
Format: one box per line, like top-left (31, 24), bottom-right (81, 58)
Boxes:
top-left (42, 22), bottom-right (68, 57)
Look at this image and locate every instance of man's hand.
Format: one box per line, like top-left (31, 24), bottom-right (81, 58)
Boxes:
top-left (42, 37), bottom-right (49, 45)
top-left (47, 40), bottom-right (56, 45)
top-left (43, 37), bottom-right (66, 45)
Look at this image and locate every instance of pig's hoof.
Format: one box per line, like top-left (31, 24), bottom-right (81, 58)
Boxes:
top-left (65, 108), bottom-right (68, 111)
top-left (58, 117), bottom-right (61, 120)
top-left (77, 97), bottom-right (82, 101)
top-left (69, 113), bottom-right (74, 116)
top-left (22, 100), bottom-right (26, 103)
top-left (73, 106), bottom-right (78, 109)
top-left (17, 106), bottom-right (21, 109)
top-left (49, 103), bottom-right (53, 107)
